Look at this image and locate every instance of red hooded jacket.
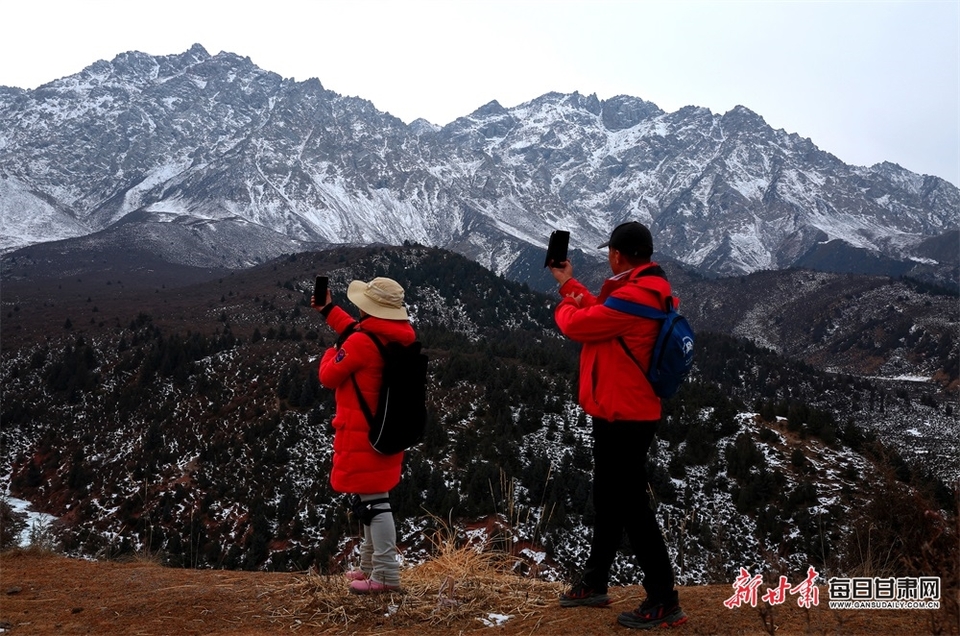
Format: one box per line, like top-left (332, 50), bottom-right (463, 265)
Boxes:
top-left (319, 306), bottom-right (416, 494)
top-left (554, 262), bottom-right (673, 422)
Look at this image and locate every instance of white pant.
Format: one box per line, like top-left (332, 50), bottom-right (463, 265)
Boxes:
top-left (358, 493), bottom-right (400, 586)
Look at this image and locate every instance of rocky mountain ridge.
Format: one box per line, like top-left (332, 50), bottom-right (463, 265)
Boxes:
top-left (1, 44), bottom-right (956, 286)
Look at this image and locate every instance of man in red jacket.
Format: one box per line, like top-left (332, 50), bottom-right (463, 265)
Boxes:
top-left (550, 222), bottom-right (687, 630)
top-left (315, 277), bottom-right (416, 594)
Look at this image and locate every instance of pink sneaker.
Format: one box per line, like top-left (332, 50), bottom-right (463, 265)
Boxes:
top-left (345, 570), bottom-right (367, 581)
top-left (349, 578), bottom-right (400, 594)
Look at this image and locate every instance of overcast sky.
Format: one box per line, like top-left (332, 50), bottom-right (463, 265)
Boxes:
top-left (3, 0), bottom-right (958, 186)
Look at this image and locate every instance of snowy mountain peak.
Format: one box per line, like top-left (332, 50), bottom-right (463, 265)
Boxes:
top-left (0, 46), bottom-right (956, 286)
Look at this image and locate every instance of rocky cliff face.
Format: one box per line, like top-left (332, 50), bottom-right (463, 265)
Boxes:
top-left (1, 45), bottom-right (956, 285)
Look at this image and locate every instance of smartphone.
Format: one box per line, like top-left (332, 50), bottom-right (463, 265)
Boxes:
top-left (312, 276), bottom-right (328, 306)
top-left (544, 230), bottom-right (570, 268)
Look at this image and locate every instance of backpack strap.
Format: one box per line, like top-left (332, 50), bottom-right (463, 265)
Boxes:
top-left (605, 262), bottom-right (677, 316)
top-left (617, 336), bottom-right (649, 375)
top-left (604, 296), bottom-right (669, 320)
top-left (607, 297), bottom-right (665, 379)
top-left (604, 268), bottom-right (673, 381)
top-left (349, 330), bottom-right (386, 426)
top-left (354, 329), bottom-right (387, 356)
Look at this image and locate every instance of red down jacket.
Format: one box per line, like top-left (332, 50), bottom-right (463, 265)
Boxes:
top-left (319, 306), bottom-right (416, 494)
top-left (554, 262), bottom-right (673, 422)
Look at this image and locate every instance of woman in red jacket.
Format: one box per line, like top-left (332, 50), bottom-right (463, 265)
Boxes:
top-left (315, 277), bottom-right (416, 594)
top-left (550, 222), bottom-right (687, 630)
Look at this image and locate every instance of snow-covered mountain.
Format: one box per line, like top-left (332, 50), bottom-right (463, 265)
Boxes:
top-left (1, 44), bottom-right (957, 283)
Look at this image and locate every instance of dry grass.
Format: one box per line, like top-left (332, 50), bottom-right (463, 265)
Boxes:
top-left (270, 530), bottom-right (563, 632)
top-left (5, 549), bottom-right (952, 635)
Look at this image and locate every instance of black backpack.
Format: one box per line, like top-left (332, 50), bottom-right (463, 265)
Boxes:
top-left (350, 331), bottom-right (428, 455)
top-left (603, 267), bottom-right (695, 399)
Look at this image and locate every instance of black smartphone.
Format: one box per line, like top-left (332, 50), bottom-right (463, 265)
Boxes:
top-left (312, 276), bottom-right (328, 306)
top-left (544, 230), bottom-right (570, 268)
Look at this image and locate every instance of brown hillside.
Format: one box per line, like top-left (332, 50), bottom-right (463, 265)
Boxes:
top-left (1, 550), bottom-right (954, 635)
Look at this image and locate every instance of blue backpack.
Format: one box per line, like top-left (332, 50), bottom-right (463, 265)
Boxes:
top-left (603, 269), bottom-right (695, 399)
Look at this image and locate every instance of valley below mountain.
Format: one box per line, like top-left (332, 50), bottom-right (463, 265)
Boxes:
top-left (1, 246), bottom-right (955, 608)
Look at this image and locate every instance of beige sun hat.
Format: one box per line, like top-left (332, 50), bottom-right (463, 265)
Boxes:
top-left (346, 277), bottom-right (409, 320)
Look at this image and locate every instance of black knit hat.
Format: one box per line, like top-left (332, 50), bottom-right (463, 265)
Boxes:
top-left (598, 221), bottom-right (653, 259)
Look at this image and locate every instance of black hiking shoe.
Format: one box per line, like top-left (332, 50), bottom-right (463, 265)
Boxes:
top-left (559, 582), bottom-right (611, 607)
top-left (617, 598), bottom-right (687, 629)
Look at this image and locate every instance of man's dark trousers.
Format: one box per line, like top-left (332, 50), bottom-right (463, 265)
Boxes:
top-left (581, 418), bottom-right (677, 604)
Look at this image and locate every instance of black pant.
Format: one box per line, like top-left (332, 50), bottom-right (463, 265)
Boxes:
top-left (581, 418), bottom-right (677, 604)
